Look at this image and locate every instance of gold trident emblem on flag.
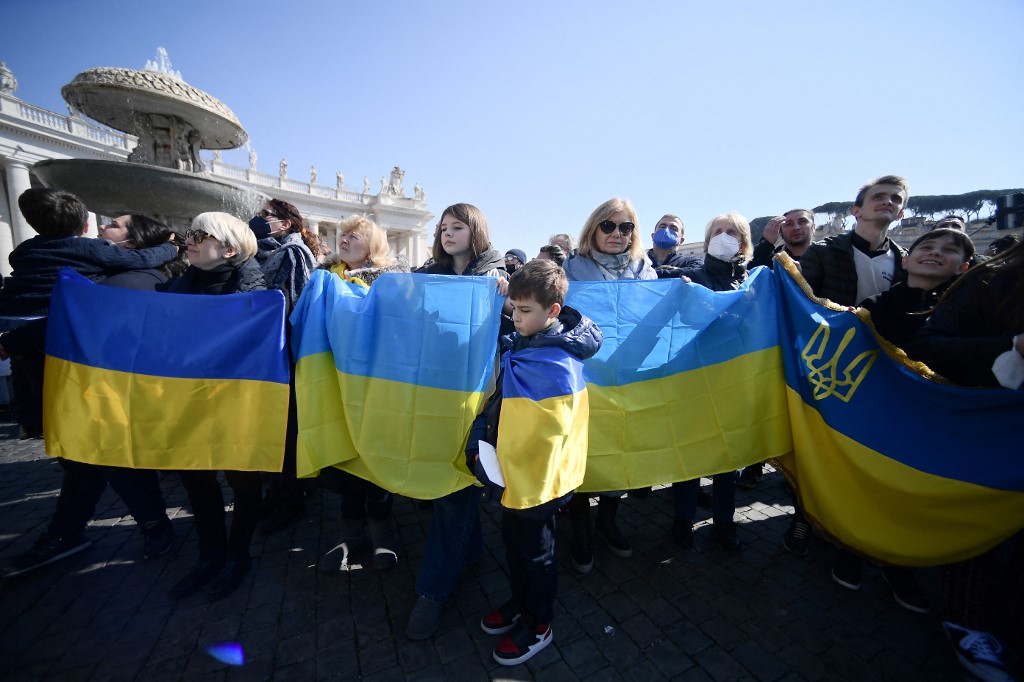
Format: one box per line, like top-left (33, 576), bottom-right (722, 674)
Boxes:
top-left (801, 323), bottom-right (878, 402)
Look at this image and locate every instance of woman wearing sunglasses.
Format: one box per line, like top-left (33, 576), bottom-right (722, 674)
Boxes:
top-left (563, 198), bottom-right (655, 575)
top-left (163, 212), bottom-right (268, 600)
top-left (247, 200), bottom-right (321, 536)
top-left (671, 212), bottom-right (754, 552)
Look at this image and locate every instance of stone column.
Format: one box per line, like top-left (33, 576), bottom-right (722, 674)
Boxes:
top-left (4, 160), bottom-right (34, 245)
top-left (0, 178), bottom-right (15, 278)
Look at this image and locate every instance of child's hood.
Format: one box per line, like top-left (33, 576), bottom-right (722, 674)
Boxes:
top-left (506, 305), bottom-right (602, 361)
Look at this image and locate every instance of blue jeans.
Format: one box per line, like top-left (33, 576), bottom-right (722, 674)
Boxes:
top-left (416, 484), bottom-right (482, 602)
top-left (672, 472), bottom-right (736, 529)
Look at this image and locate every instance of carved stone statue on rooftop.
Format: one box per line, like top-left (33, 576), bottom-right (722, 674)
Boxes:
top-left (310, 165), bottom-right (317, 185)
top-left (830, 212), bottom-right (846, 232)
top-left (0, 61), bottom-right (18, 96)
top-left (336, 172), bottom-right (344, 190)
top-left (388, 166), bottom-right (405, 196)
top-left (414, 183), bottom-right (425, 202)
top-left (248, 149), bottom-right (257, 170)
top-left (380, 176), bottom-right (387, 194)
top-left (213, 150), bottom-right (222, 163)
top-left (279, 158), bottom-right (287, 178)
top-left (363, 176), bottom-right (370, 194)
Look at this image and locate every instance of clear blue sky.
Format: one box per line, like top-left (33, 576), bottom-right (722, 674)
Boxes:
top-left (5, 0), bottom-right (1023, 258)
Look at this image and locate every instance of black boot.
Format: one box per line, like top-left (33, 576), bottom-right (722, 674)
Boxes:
top-left (596, 497), bottom-right (633, 558)
top-left (170, 557), bottom-right (225, 598)
top-left (208, 557), bottom-right (252, 600)
top-left (568, 495), bottom-right (593, 574)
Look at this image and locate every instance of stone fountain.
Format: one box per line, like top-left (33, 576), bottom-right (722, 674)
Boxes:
top-left (32, 50), bottom-right (266, 226)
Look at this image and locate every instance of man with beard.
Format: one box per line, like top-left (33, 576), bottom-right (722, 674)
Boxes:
top-left (749, 208), bottom-right (815, 269)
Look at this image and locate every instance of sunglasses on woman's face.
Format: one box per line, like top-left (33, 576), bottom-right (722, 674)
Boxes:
top-left (185, 229), bottom-right (215, 245)
top-left (598, 220), bottom-right (635, 236)
top-left (257, 209), bottom-right (279, 220)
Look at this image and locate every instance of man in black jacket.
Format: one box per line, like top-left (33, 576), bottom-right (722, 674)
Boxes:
top-left (799, 175), bottom-right (909, 306)
top-left (748, 209), bottom-right (815, 270)
top-left (788, 174), bottom-right (928, 615)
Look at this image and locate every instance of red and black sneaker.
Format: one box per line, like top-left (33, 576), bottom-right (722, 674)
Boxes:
top-left (492, 621), bottom-right (553, 666)
top-left (480, 600), bottom-right (521, 635)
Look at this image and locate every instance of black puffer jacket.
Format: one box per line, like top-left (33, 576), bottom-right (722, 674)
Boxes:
top-left (0, 237), bottom-right (177, 316)
top-left (799, 232), bottom-right (906, 306)
top-left (160, 257), bottom-right (267, 295)
top-left (748, 239), bottom-right (806, 270)
top-left (910, 268), bottom-right (1022, 387)
top-left (465, 306), bottom-right (603, 516)
top-left (416, 248), bottom-right (506, 277)
top-left (860, 281), bottom-right (951, 351)
top-left (678, 254), bottom-right (747, 292)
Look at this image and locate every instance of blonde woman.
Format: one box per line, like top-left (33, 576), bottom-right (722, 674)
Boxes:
top-left (317, 215), bottom-right (409, 573)
top-left (563, 198), bottom-right (655, 576)
top-left (564, 198), bottom-right (655, 282)
top-left (165, 213), bottom-right (266, 600)
top-left (671, 211), bottom-right (754, 553)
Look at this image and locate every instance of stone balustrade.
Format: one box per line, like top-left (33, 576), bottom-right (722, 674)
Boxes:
top-left (1, 93), bottom-right (132, 151)
top-left (205, 158), bottom-right (406, 204)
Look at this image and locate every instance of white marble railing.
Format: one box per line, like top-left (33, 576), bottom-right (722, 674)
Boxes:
top-left (82, 123), bottom-right (130, 149)
top-left (17, 101), bottom-right (69, 132)
top-left (213, 163), bottom-right (247, 181)
top-left (204, 159), bottom-right (411, 204)
top-left (1, 93), bottom-right (133, 151)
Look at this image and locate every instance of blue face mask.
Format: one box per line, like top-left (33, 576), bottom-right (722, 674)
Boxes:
top-left (248, 215), bottom-right (272, 239)
top-left (653, 227), bottom-right (680, 249)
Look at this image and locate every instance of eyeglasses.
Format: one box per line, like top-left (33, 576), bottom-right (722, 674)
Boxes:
top-left (184, 229), bottom-right (216, 245)
top-left (258, 209), bottom-right (279, 220)
top-left (598, 220), bottom-right (635, 236)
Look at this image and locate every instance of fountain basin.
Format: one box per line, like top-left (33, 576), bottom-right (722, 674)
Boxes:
top-left (62, 67), bottom-right (246, 150)
top-left (33, 159), bottom-right (268, 222)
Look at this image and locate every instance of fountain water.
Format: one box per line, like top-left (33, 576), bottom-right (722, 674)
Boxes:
top-left (32, 51), bottom-right (267, 227)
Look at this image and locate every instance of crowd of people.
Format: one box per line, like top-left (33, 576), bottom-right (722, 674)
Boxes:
top-left (0, 175), bottom-right (1021, 677)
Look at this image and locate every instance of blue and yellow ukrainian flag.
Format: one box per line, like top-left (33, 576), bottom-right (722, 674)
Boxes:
top-left (773, 254), bottom-right (1024, 566)
top-left (496, 345), bottom-right (590, 509)
top-left (565, 270), bottom-right (793, 492)
top-left (44, 269), bottom-right (289, 471)
top-left (290, 270), bottom-right (502, 498)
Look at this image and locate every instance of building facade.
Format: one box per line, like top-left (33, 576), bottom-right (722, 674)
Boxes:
top-left (0, 62), bottom-right (433, 277)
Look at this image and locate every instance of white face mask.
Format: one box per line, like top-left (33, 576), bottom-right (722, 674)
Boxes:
top-left (707, 233), bottom-right (740, 260)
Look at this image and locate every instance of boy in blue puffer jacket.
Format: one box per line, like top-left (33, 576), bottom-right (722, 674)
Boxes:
top-left (466, 259), bottom-right (602, 667)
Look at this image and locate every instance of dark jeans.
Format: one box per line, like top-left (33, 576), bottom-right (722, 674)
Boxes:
top-left (49, 458), bottom-right (168, 539)
top-left (10, 352), bottom-right (44, 434)
top-left (180, 469), bottom-right (262, 561)
top-left (416, 484), bottom-right (482, 602)
top-left (672, 472), bottom-right (736, 528)
top-left (262, 381), bottom-right (307, 513)
top-left (942, 532), bottom-right (1024, 654)
top-left (316, 468), bottom-right (392, 520)
top-left (502, 510), bottom-right (558, 626)
top-left (338, 471), bottom-right (393, 521)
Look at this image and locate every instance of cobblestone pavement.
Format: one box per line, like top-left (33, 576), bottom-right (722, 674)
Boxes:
top-left (0, 423), bottom-right (968, 681)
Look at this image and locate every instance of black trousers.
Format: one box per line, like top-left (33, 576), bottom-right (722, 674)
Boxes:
top-left (502, 510), bottom-right (558, 626)
top-left (179, 470), bottom-right (262, 560)
top-left (49, 458), bottom-right (167, 539)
